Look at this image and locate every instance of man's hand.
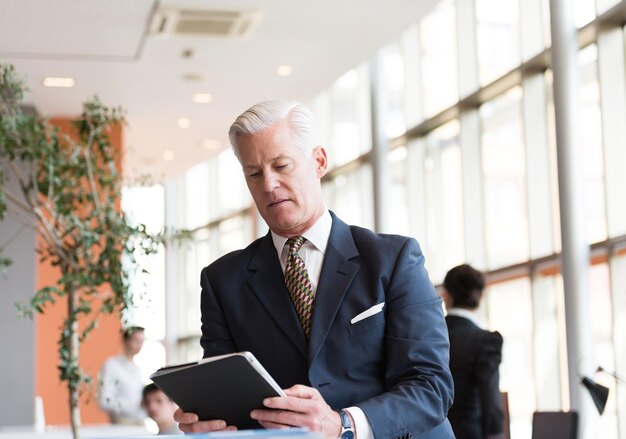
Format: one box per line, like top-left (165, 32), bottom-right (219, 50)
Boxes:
top-left (250, 385), bottom-right (342, 439)
top-left (173, 409), bottom-right (237, 434)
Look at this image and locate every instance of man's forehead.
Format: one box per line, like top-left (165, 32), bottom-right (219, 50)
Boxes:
top-left (242, 152), bottom-right (298, 168)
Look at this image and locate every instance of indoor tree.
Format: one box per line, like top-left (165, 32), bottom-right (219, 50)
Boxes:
top-left (0, 64), bottom-right (170, 439)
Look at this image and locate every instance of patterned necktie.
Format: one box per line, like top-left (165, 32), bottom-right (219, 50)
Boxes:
top-left (284, 236), bottom-right (315, 338)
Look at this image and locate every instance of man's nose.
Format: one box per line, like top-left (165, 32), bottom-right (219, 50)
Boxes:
top-left (262, 172), bottom-right (279, 192)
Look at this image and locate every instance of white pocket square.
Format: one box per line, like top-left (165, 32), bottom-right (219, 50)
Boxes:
top-left (350, 302), bottom-right (385, 324)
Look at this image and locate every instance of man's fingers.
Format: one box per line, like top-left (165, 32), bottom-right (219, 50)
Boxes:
top-left (173, 408), bottom-right (198, 423)
top-left (176, 419), bottom-right (229, 433)
top-left (283, 384), bottom-right (322, 400)
top-left (172, 408), bottom-right (233, 433)
top-left (263, 395), bottom-right (319, 414)
top-left (251, 408), bottom-right (310, 428)
top-left (252, 386), bottom-right (339, 437)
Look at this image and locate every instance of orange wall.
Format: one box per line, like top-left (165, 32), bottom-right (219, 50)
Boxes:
top-left (36, 120), bottom-right (124, 425)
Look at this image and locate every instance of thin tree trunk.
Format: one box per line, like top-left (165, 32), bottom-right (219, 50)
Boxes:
top-left (68, 285), bottom-right (81, 439)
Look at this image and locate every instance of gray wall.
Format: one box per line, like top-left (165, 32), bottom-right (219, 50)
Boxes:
top-left (0, 165), bottom-right (36, 428)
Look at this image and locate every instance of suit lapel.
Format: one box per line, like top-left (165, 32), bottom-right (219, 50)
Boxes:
top-left (247, 233), bottom-right (308, 358)
top-left (308, 213), bottom-right (359, 365)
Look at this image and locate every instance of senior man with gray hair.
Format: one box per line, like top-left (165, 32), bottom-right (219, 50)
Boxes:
top-left (175, 100), bottom-right (454, 439)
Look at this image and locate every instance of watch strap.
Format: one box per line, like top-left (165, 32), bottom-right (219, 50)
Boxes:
top-left (337, 410), bottom-right (354, 439)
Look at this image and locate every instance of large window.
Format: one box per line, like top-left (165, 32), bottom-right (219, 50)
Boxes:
top-left (578, 44), bottom-right (608, 243)
top-left (184, 162), bottom-right (211, 229)
top-left (388, 146), bottom-right (411, 235)
top-left (323, 164), bottom-right (374, 230)
top-left (609, 249), bottom-right (626, 433)
top-left (420, 0), bottom-right (457, 117)
top-left (590, 262), bottom-right (619, 436)
top-left (217, 150), bottom-right (251, 216)
top-left (532, 271), bottom-right (565, 411)
top-left (422, 121), bottom-right (464, 283)
top-left (573, 0), bottom-right (596, 28)
top-left (476, 0), bottom-right (520, 85)
top-left (328, 65), bottom-right (371, 168)
top-left (486, 277), bottom-right (535, 438)
top-left (122, 185), bottom-right (167, 379)
top-left (480, 87), bottom-right (529, 268)
top-left (380, 43), bottom-right (407, 138)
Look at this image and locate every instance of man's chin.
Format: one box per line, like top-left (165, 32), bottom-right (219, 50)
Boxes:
top-left (269, 222), bottom-right (295, 234)
top-left (267, 217), bottom-right (299, 235)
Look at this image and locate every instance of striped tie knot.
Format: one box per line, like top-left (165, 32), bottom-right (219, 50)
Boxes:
top-left (287, 236), bottom-right (306, 256)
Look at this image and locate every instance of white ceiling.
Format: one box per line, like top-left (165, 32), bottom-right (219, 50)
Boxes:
top-left (1, 0), bottom-right (440, 182)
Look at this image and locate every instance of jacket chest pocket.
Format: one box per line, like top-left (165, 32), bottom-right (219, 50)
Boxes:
top-left (347, 311), bottom-right (386, 337)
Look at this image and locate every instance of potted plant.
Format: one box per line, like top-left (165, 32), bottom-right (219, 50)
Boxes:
top-left (0, 64), bottom-right (169, 439)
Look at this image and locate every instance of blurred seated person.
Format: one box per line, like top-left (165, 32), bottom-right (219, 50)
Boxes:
top-left (142, 384), bottom-right (181, 435)
top-left (442, 264), bottom-right (504, 439)
top-left (98, 326), bottom-right (146, 425)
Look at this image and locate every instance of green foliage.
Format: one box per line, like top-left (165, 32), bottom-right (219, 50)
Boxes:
top-left (0, 63), bottom-right (170, 432)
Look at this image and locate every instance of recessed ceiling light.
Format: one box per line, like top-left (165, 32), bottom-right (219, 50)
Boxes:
top-left (182, 73), bottom-right (204, 82)
top-left (202, 139), bottom-right (221, 150)
top-left (177, 117), bottom-right (191, 129)
top-left (181, 48), bottom-right (194, 59)
top-left (163, 150), bottom-right (175, 161)
top-left (43, 77), bottom-right (75, 88)
top-left (193, 93), bottom-right (213, 104)
top-left (277, 65), bottom-right (292, 77)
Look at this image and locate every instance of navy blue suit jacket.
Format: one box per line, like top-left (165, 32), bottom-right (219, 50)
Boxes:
top-left (200, 213), bottom-right (454, 439)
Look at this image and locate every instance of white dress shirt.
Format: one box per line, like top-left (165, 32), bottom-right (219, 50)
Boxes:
top-left (271, 209), bottom-right (373, 439)
top-left (446, 307), bottom-right (484, 328)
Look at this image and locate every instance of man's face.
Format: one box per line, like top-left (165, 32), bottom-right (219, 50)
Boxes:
top-left (124, 331), bottom-right (144, 356)
top-left (237, 120), bottom-right (328, 237)
top-left (142, 391), bottom-right (177, 424)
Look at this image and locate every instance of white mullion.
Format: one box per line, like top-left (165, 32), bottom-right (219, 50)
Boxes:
top-left (609, 250), bottom-right (626, 437)
top-left (402, 24), bottom-right (424, 128)
top-left (597, 26), bottom-right (626, 237)
top-left (408, 138), bottom-right (427, 245)
top-left (455, 0), bottom-right (479, 98)
top-left (460, 109), bottom-right (487, 268)
top-left (520, 0), bottom-right (547, 60)
top-left (523, 73), bottom-right (555, 258)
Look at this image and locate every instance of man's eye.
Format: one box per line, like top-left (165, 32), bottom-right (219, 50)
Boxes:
top-left (248, 172), bottom-right (261, 178)
top-left (276, 164), bottom-right (289, 170)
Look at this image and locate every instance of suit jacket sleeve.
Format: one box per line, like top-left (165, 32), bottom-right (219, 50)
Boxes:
top-left (357, 238), bottom-right (454, 438)
top-left (200, 266), bottom-right (237, 357)
top-left (476, 331), bottom-right (504, 436)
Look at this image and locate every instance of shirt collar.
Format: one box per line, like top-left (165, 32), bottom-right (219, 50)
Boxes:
top-left (271, 209), bottom-right (332, 255)
top-left (446, 307), bottom-right (483, 328)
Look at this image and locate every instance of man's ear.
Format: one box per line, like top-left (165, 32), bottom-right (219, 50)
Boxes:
top-left (312, 145), bottom-right (328, 178)
top-left (440, 289), bottom-right (453, 310)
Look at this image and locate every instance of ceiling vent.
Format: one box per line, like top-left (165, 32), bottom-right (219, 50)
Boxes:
top-left (151, 9), bottom-right (262, 38)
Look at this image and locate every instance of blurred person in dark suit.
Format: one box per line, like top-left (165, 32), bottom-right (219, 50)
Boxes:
top-left (442, 264), bottom-right (504, 439)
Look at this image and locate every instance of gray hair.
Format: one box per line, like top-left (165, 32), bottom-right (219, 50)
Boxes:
top-left (228, 99), bottom-right (319, 160)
